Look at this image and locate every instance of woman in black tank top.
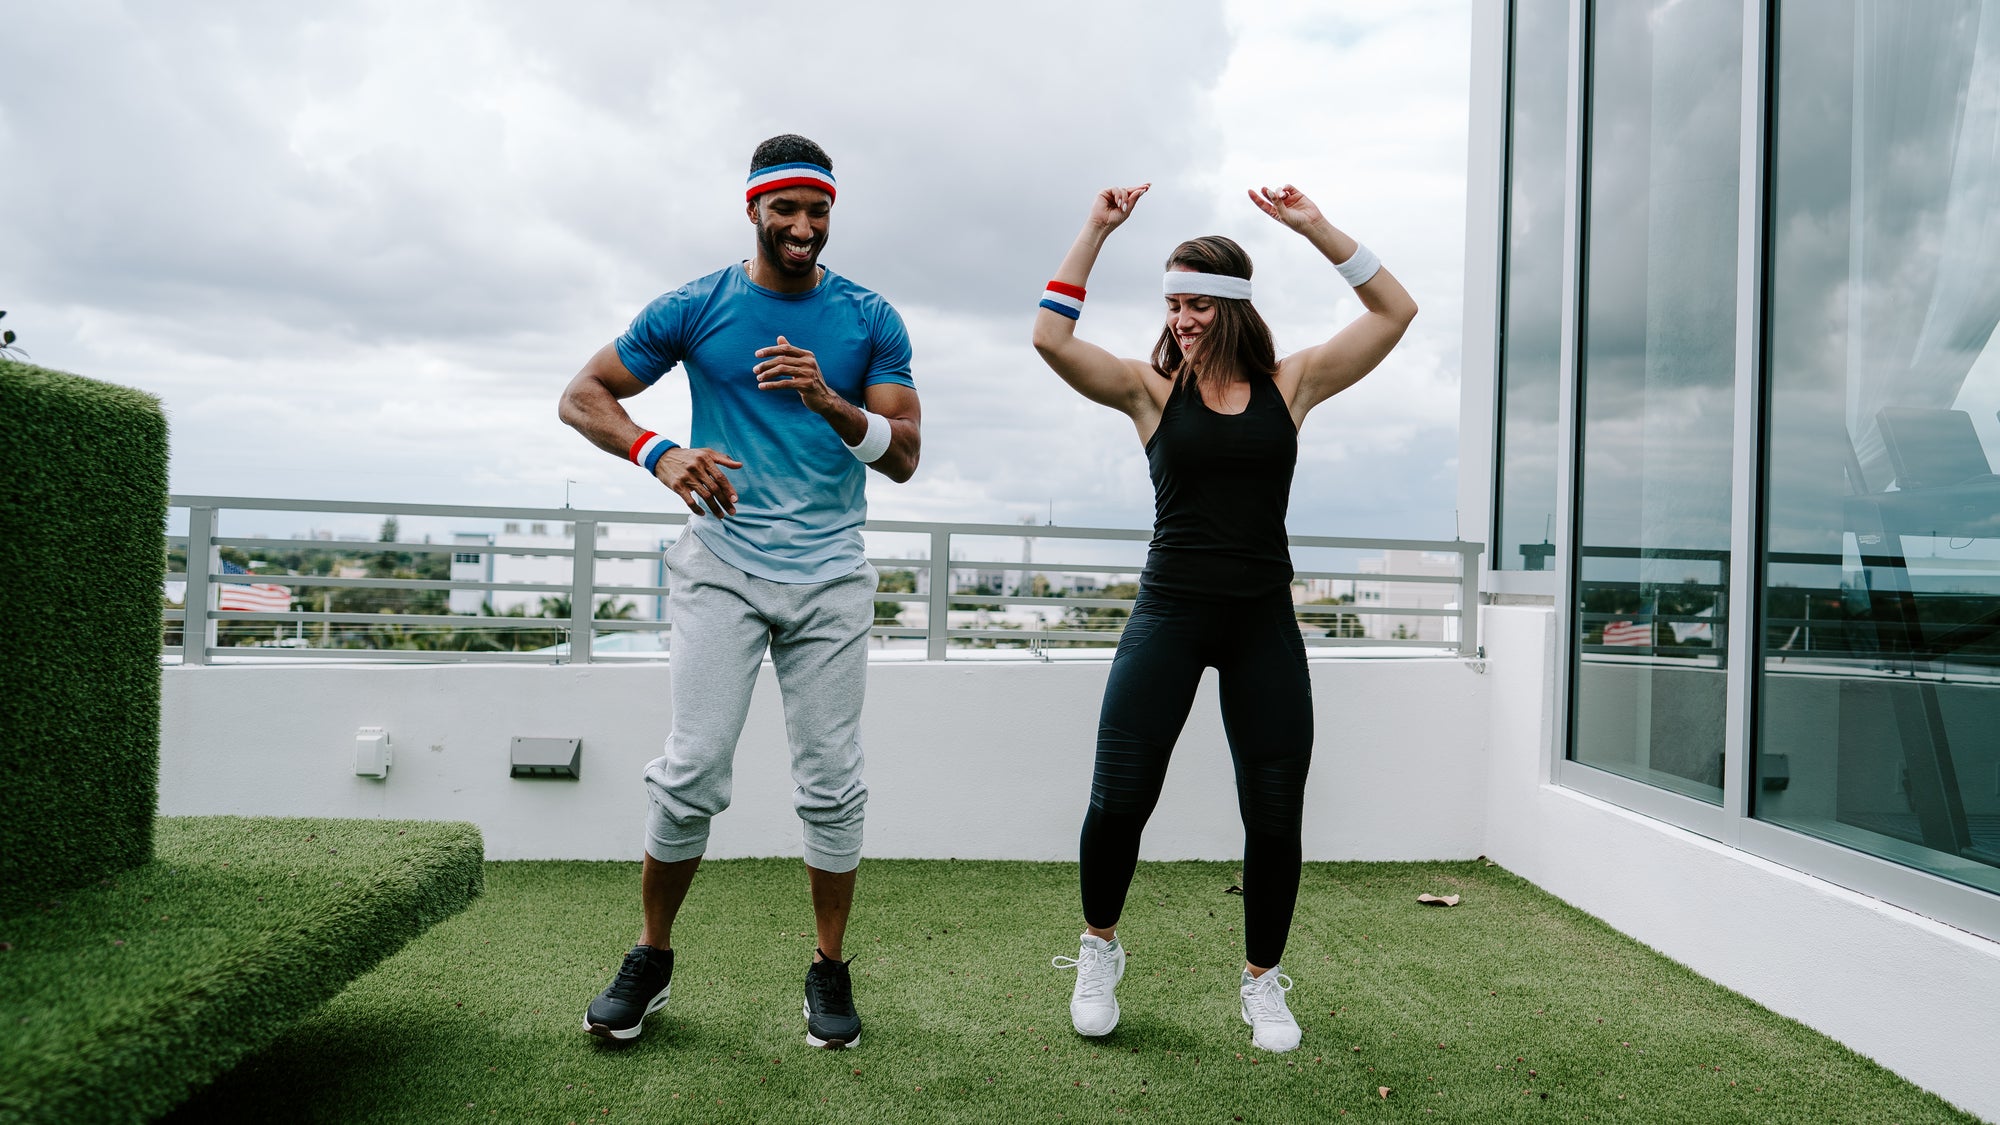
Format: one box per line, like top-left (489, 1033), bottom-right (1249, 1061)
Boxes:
top-left (1032, 182), bottom-right (1419, 1055)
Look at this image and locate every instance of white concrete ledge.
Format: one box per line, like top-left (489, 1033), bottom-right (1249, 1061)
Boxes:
top-left (158, 657), bottom-right (1490, 865)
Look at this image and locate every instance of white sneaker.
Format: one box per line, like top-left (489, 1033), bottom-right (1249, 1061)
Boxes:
top-left (1240, 968), bottom-right (1301, 1052)
top-left (1053, 934), bottom-right (1125, 1037)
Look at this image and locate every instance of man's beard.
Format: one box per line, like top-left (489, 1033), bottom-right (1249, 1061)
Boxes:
top-left (758, 223), bottom-right (824, 277)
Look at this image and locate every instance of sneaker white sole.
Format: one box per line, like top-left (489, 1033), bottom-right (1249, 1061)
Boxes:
top-left (582, 983), bottom-right (670, 1041)
top-left (802, 1000), bottom-right (860, 1049)
top-left (1072, 1001), bottom-right (1119, 1037)
top-left (1240, 1007), bottom-right (1301, 1053)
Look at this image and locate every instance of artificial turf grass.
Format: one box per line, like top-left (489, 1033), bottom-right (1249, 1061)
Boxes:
top-left (164, 859), bottom-right (1978, 1124)
top-left (0, 816), bottom-right (484, 1125)
top-left (0, 359), bottom-right (169, 914)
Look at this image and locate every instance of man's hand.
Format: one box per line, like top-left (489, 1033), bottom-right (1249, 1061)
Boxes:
top-left (654, 446), bottom-right (743, 517)
top-left (753, 336), bottom-right (842, 415)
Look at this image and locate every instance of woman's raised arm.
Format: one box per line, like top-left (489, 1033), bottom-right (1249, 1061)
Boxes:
top-left (1248, 184), bottom-right (1418, 422)
top-left (1032, 185), bottom-right (1159, 419)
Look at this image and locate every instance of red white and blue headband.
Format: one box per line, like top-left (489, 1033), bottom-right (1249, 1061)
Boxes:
top-left (1164, 270), bottom-right (1252, 301)
top-left (746, 162), bottom-right (837, 202)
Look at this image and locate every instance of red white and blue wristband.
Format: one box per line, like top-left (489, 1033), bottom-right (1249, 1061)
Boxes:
top-left (746, 162), bottom-right (837, 202)
top-left (1039, 280), bottom-right (1086, 320)
top-left (629, 430), bottom-right (677, 473)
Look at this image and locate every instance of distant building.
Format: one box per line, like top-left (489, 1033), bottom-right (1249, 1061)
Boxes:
top-left (1064, 573), bottom-right (1103, 595)
top-left (1355, 550), bottom-right (1463, 643)
top-left (449, 523), bottom-right (669, 619)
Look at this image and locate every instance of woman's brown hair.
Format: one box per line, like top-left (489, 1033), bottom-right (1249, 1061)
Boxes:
top-left (1150, 235), bottom-right (1278, 387)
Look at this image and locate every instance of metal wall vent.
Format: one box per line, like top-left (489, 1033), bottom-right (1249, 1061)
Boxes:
top-left (510, 736), bottom-right (582, 779)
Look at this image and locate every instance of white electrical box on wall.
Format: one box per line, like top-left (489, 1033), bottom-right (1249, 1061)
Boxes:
top-left (355, 727), bottom-right (392, 778)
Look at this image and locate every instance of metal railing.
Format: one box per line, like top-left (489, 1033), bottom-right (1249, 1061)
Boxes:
top-left (1574, 546), bottom-right (1730, 662)
top-left (166, 496), bottom-right (1484, 664)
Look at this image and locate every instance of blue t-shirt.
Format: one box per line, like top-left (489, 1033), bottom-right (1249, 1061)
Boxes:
top-left (615, 264), bottom-right (914, 583)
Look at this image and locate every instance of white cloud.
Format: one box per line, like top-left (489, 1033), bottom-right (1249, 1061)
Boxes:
top-left (1, 1), bottom-right (1469, 539)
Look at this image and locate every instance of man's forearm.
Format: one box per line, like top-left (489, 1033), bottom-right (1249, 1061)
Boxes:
top-left (560, 380), bottom-right (646, 460)
top-left (870, 418), bottom-right (920, 482)
top-left (813, 394), bottom-right (919, 480)
top-left (813, 394), bottom-right (869, 446)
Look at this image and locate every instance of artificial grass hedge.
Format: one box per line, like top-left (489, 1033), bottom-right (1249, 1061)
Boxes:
top-left (170, 858), bottom-right (1979, 1124)
top-left (0, 359), bottom-right (169, 914)
top-left (0, 815), bottom-right (485, 1125)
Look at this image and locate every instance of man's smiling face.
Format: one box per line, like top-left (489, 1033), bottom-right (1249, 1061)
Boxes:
top-left (749, 186), bottom-right (832, 279)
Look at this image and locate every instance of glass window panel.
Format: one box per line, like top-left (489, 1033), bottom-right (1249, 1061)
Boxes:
top-left (1758, 0), bottom-right (2000, 895)
top-left (1570, 0), bottom-right (1742, 804)
top-left (1494, 0), bottom-right (1571, 572)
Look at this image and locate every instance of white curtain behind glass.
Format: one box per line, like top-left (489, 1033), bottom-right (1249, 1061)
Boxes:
top-left (1848, 0), bottom-right (2000, 491)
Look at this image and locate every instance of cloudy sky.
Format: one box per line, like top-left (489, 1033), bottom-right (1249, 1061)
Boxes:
top-left (4, 1), bottom-right (1471, 541)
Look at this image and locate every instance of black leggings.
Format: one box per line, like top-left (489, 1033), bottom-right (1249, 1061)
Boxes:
top-left (1079, 588), bottom-right (1313, 968)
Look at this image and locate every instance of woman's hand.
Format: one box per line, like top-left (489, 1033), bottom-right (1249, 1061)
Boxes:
top-left (1088, 183), bottom-right (1151, 234)
top-left (1247, 183), bottom-right (1325, 234)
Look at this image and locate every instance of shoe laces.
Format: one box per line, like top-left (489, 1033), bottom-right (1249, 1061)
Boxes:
top-left (808, 957), bottom-right (855, 1013)
top-left (605, 948), bottom-right (661, 1001)
top-left (1242, 971), bottom-right (1295, 1023)
top-left (1052, 943), bottom-right (1117, 1000)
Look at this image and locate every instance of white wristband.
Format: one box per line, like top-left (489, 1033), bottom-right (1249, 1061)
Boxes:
top-left (846, 410), bottom-right (892, 463)
top-left (1334, 241), bottom-right (1382, 287)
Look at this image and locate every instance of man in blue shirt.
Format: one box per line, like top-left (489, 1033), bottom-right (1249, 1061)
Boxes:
top-left (558, 134), bottom-right (921, 1050)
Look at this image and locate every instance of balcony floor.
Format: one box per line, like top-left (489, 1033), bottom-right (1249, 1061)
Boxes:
top-left (166, 858), bottom-right (1976, 1124)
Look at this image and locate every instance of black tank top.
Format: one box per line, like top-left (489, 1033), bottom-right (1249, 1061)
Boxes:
top-left (1137, 371), bottom-right (1297, 600)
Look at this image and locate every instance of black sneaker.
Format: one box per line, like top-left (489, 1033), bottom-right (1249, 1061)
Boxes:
top-left (803, 952), bottom-right (861, 1049)
top-left (583, 945), bottom-right (673, 1041)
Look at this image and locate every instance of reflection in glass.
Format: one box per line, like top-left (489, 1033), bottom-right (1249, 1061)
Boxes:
top-left (1495, 0), bottom-right (1570, 572)
top-left (1569, 0), bottom-right (1742, 804)
top-left (1759, 0), bottom-right (2000, 895)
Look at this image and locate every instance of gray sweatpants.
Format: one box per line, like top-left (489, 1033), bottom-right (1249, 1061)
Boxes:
top-left (643, 529), bottom-right (877, 873)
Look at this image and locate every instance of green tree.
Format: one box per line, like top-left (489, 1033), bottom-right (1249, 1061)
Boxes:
top-left (1304, 595), bottom-right (1364, 638)
top-left (471, 602), bottom-right (561, 652)
top-left (1064, 581), bottom-right (1139, 633)
top-left (875, 567), bottom-right (917, 626)
top-left (1017, 574), bottom-right (1053, 598)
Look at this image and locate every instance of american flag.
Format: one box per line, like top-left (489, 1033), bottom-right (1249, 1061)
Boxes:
top-left (217, 560), bottom-right (293, 613)
top-left (1601, 620), bottom-right (1652, 647)
top-left (1669, 606), bottom-right (1716, 644)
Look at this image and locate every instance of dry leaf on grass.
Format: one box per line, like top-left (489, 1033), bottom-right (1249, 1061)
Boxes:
top-left (1223, 885), bottom-right (1244, 896)
top-left (1378, 1086), bottom-right (1392, 1099)
top-left (1416, 893), bottom-right (1461, 907)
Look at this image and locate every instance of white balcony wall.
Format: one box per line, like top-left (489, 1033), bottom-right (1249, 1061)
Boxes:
top-left (159, 657), bottom-right (1488, 865)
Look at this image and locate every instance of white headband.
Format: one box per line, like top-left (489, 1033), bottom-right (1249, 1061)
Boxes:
top-left (1162, 271), bottom-right (1252, 301)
